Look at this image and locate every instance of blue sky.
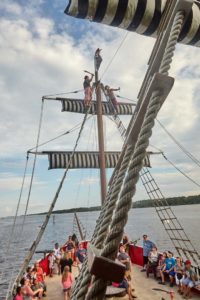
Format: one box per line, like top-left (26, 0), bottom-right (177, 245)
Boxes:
top-left (0, 0), bottom-right (200, 217)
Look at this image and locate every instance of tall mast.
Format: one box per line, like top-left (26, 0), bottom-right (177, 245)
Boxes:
top-left (94, 49), bottom-right (107, 205)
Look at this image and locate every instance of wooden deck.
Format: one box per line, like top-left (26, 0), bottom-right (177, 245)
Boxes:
top-left (45, 264), bottom-right (200, 300)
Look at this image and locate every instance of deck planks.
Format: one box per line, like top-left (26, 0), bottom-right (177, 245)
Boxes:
top-left (45, 264), bottom-right (200, 300)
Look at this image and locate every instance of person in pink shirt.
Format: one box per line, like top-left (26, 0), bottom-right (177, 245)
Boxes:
top-left (14, 286), bottom-right (23, 300)
top-left (61, 266), bottom-right (74, 300)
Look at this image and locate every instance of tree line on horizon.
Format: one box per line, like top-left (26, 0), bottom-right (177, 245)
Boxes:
top-left (37, 194), bottom-right (200, 215)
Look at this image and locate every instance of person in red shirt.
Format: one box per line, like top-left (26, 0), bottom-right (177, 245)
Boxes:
top-left (34, 261), bottom-right (47, 296)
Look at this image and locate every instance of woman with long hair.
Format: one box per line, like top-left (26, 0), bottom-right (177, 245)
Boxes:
top-left (61, 266), bottom-right (74, 300)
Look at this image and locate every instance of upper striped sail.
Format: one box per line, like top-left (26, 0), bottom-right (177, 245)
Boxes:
top-left (65, 0), bottom-right (200, 47)
top-left (57, 97), bottom-right (135, 115)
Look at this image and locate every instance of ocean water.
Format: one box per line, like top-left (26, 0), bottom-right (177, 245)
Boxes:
top-left (0, 204), bottom-right (199, 299)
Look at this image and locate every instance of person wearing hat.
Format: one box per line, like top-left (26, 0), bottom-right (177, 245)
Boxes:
top-left (83, 73), bottom-right (94, 107)
top-left (181, 260), bottom-right (198, 298)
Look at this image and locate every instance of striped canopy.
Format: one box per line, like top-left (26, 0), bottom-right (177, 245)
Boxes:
top-left (65, 0), bottom-right (200, 47)
top-left (45, 151), bottom-right (151, 169)
top-left (57, 97), bottom-right (134, 115)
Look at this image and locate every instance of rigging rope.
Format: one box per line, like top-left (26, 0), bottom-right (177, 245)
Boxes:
top-left (100, 32), bottom-right (129, 80)
top-left (5, 98), bottom-right (45, 298)
top-left (7, 104), bottom-right (92, 299)
top-left (157, 119), bottom-right (200, 167)
top-left (28, 116), bottom-right (92, 152)
top-left (162, 153), bottom-right (200, 188)
top-left (116, 94), bottom-right (137, 105)
top-left (0, 155), bottom-right (29, 283)
top-left (85, 10), bottom-right (185, 300)
top-left (43, 89), bottom-right (83, 98)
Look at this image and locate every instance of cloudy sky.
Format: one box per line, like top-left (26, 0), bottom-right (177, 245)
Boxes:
top-left (0, 0), bottom-right (200, 218)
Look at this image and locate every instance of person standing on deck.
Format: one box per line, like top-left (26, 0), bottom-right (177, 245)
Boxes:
top-left (105, 85), bottom-right (120, 111)
top-left (62, 266), bottom-right (74, 300)
top-left (141, 234), bottom-right (155, 271)
top-left (83, 73), bottom-right (94, 107)
top-left (75, 242), bottom-right (87, 271)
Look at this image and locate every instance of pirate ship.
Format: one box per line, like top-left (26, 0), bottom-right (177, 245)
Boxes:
top-left (5, 1), bottom-right (200, 299)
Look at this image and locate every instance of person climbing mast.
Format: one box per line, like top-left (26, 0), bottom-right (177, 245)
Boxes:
top-left (83, 72), bottom-right (94, 107)
top-left (105, 85), bottom-right (120, 112)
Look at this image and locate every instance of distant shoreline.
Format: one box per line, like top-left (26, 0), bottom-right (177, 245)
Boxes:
top-left (34, 194), bottom-right (200, 215)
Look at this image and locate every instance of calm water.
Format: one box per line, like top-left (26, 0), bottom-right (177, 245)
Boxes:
top-left (0, 204), bottom-right (199, 298)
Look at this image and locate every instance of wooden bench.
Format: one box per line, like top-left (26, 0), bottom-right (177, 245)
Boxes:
top-left (105, 286), bottom-right (126, 298)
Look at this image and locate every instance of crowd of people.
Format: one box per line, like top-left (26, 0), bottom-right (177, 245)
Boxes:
top-left (14, 233), bottom-right (200, 300)
top-left (141, 234), bottom-right (200, 299)
top-left (14, 235), bottom-right (87, 300)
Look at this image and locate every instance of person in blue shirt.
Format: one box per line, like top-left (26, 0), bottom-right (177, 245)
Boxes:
top-left (141, 234), bottom-right (156, 271)
top-left (159, 251), bottom-right (176, 286)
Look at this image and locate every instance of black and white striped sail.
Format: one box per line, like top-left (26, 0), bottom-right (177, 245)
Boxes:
top-left (45, 151), bottom-right (151, 169)
top-left (57, 97), bottom-right (134, 115)
top-left (65, 0), bottom-right (200, 47)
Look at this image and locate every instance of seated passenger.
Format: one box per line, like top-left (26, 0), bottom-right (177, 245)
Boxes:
top-left (113, 276), bottom-right (137, 299)
top-left (182, 260), bottom-right (198, 299)
top-left (159, 251), bottom-right (176, 286)
top-left (20, 278), bottom-right (43, 300)
top-left (75, 242), bottom-right (87, 271)
top-left (174, 257), bottom-right (185, 293)
top-left (61, 266), bottom-right (74, 300)
top-left (156, 252), bottom-right (167, 278)
top-left (146, 246), bottom-right (159, 278)
top-left (14, 286), bottom-right (23, 300)
top-left (60, 252), bottom-right (73, 274)
top-left (122, 234), bottom-right (130, 253)
top-left (34, 261), bottom-right (47, 296)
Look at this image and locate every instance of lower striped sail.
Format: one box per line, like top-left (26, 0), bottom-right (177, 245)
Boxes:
top-left (65, 0), bottom-right (200, 47)
top-left (45, 151), bottom-right (151, 169)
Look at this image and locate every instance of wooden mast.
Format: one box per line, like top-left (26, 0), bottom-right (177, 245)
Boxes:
top-left (94, 50), bottom-right (107, 205)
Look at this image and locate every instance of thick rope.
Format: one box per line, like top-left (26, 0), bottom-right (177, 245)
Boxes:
top-left (71, 172), bottom-right (119, 298)
top-left (73, 146), bottom-right (133, 299)
top-left (85, 10), bottom-right (185, 300)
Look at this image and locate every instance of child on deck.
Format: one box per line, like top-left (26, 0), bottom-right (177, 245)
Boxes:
top-left (174, 257), bottom-right (184, 293)
top-left (61, 266), bottom-right (74, 300)
top-left (48, 251), bottom-right (55, 277)
top-left (159, 251), bottom-right (176, 287)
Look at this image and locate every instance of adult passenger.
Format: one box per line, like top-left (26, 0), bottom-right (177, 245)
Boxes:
top-left (20, 278), bottom-right (43, 300)
top-left (64, 235), bottom-right (76, 256)
top-left (34, 261), bottom-right (47, 296)
top-left (105, 85), bottom-right (120, 111)
top-left (141, 234), bottom-right (155, 271)
top-left (75, 242), bottom-right (87, 271)
top-left (117, 245), bottom-right (132, 280)
top-left (182, 260), bottom-right (198, 299)
top-left (60, 252), bottom-right (73, 273)
top-left (83, 74), bottom-right (94, 107)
